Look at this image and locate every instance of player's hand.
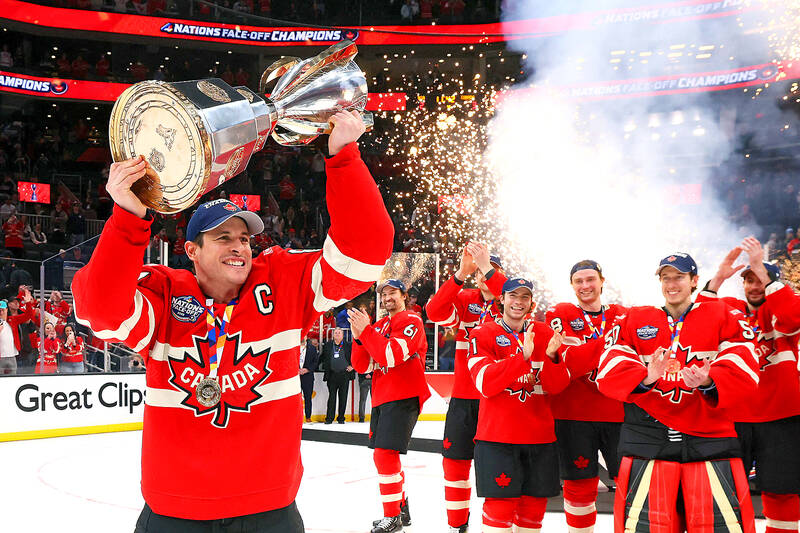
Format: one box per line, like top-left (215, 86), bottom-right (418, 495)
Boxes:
top-left (643, 347), bottom-right (670, 386)
top-left (328, 110), bottom-right (366, 156)
top-left (546, 330), bottom-right (563, 360)
top-left (346, 365), bottom-right (353, 372)
top-left (20, 286), bottom-right (33, 303)
top-left (455, 244), bottom-right (478, 281)
top-left (708, 247), bottom-right (744, 291)
top-left (107, 155), bottom-right (148, 219)
top-left (347, 308), bottom-right (370, 340)
top-left (741, 236), bottom-right (771, 285)
top-left (466, 242), bottom-right (492, 274)
top-left (522, 323), bottom-right (535, 361)
top-left (299, 368), bottom-right (309, 375)
top-left (683, 359), bottom-right (712, 389)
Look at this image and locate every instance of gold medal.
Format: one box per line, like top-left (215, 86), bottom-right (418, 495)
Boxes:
top-left (666, 359), bottom-right (682, 374)
top-left (196, 377), bottom-right (222, 407)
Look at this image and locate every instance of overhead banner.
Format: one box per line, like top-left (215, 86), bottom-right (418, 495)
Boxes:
top-left (2, 0), bottom-right (755, 47)
top-left (0, 373), bottom-right (146, 442)
top-left (0, 70), bottom-right (407, 109)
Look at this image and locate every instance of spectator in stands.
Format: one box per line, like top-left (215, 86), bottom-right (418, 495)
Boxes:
top-left (0, 195), bottom-right (17, 220)
top-left (95, 53), bottom-right (110, 78)
top-left (0, 175), bottom-right (15, 200)
top-left (321, 327), bottom-right (354, 424)
top-left (0, 45), bottom-right (12, 69)
top-left (401, 0), bottom-right (419, 22)
top-left (235, 67), bottom-right (250, 86)
top-left (56, 52), bottom-right (71, 76)
top-left (67, 203), bottom-right (87, 246)
top-left (34, 321), bottom-right (60, 374)
top-left (129, 353), bottom-right (146, 371)
top-left (221, 65), bottom-right (235, 86)
top-left (19, 215), bottom-right (33, 242)
top-left (171, 226), bottom-right (191, 269)
top-left (46, 290), bottom-right (71, 334)
top-left (71, 55), bottom-right (90, 79)
top-left (299, 335), bottom-right (319, 423)
top-left (132, 0), bottom-right (148, 15)
top-left (788, 228), bottom-right (800, 256)
top-left (0, 290), bottom-right (33, 375)
top-left (130, 60), bottom-right (148, 81)
top-left (336, 301), bottom-right (354, 330)
top-left (783, 227), bottom-right (797, 254)
top-left (765, 232), bottom-right (780, 260)
top-left (279, 174), bottom-right (297, 201)
top-left (51, 204), bottom-right (68, 244)
top-left (7, 262), bottom-right (32, 294)
top-left (59, 323), bottom-right (85, 373)
top-left (3, 214), bottom-right (25, 258)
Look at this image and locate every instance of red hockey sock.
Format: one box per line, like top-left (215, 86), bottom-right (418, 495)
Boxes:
top-left (374, 448), bottom-right (403, 517)
top-left (762, 493), bottom-right (800, 533)
top-left (443, 457), bottom-right (472, 527)
top-left (563, 477), bottom-right (599, 532)
top-left (483, 497), bottom-right (516, 532)
top-left (514, 495), bottom-right (546, 532)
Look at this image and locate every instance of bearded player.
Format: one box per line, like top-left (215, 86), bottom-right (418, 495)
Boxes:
top-left (698, 237), bottom-right (800, 533)
top-left (545, 260), bottom-right (626, 533)
top-left (425, 241), bottom-right (506, 533)
top-left (349, 279), bottom-right (431, 533)
top-left (72, 111), bottom-right (394, 532)
top-left (468, 277), bottom-right (569, 533)
top-left (596, 253), bottom-right (759, 532)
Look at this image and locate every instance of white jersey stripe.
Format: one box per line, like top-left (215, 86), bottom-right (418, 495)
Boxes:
top-left (322, 236), bottom-right (386, 282)
top-left (713, 353), bottom-right (759, 384)
top-left (597, 354), bottom-right (642, 381)
top-left (467, 356), bottom-right (486, 370)
top-left (310, 258), bottom-right (351, 313)
top-left (148, 329), bottom-right (302, 363)
top-left (475, 365), bottom-right (488, 396)
top-left (75, 289), bottom-right (150, 343)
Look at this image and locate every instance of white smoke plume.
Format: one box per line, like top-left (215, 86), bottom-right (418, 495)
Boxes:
top-left (483, 0), bottom-right (771, 305)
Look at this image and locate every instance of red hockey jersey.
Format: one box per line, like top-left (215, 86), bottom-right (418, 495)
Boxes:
top-left (61, 336), bottom-right (85, 363)
top-left (72, 142), bottom-right (393, 520)
top-left (596, 301), bottom-right (759, 438)
top-left (546, 303), bottom-right (626, 422)
top-left (351, 309), bottom-right (431, 410)
top-left (696, 281), bottom-right (800, 422)
top-left (468, 320), bottom-right (570, 444)
top-left (425, 271), bottom-right (506, 399)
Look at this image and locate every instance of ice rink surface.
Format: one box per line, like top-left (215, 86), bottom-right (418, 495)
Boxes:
top-left (2, 423), bottom-right (768, 533)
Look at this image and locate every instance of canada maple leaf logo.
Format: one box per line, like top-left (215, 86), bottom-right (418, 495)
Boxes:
top-left (443, 438), bottom-right (452, 450)
top-left (495, 472), bottom-right (511, 488)
top-left (574, 456), bottom-right (589, 469)
top-left (167, 332), bottom-right (272, 428)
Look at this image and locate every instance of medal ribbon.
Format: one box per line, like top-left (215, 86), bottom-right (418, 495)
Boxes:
top-left (479, 299), bottom-right (495, 322)
top-left (582, 306), bottom-right (606, 339)
top-left (745, 307), bottom-right (760, 333)
top-left (665, 309), bottom-right (688, 359)
top-left (500, 319), bottom-right (525, 352)
top-left (206, 297), bottom-right (238, 379)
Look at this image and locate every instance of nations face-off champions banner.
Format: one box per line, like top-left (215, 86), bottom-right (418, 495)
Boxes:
top-left (1, 0), bottom-right (754, 47)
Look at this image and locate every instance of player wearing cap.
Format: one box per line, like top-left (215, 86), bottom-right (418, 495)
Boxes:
top-left (596, 253), bottom-right (759, 532)
top-left (467, 277), bottom-right (569, 533)
top-left (545, 260), bottom-right (626, 533)
top-left (348, 278), bottom-right (431, 533)
top-left (425, 241), bottom-right (506, 533)
top-left (698, 237), bottom-right (800, 533)
top-left (72, 111), bottom-right (394, 532)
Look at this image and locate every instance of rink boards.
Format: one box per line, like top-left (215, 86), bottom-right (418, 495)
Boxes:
top-left (0, 372), bottom-right (454, 441)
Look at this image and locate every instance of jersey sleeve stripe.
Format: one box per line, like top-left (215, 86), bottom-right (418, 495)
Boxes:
top-left (718, 341), bottom-right (759, 363)
top-left (74, 289), bottom-right (153, 345)
top-left (598, 344), bottom-right (636, 367)
top-left (384, 343), bottom-right (396, 367)
top-left (432, 308), bottom-right (459, 327)
top-left (310, 258), bottom-right (352, 313)
top-left (456, 340), bottom-right (469, 350)
top-left (713, 353), bottom-right (759, 384)
top-left (765, 281), bottom-right (785, 297)
top-left (474, 364), bottom-right (488, 395)
top-left (597, 355), bottom-right (643, 381)
top-left (562, 336), bottom-right (582, 346)
top-left (395, 338), bottom-right (410, 360)
top-left (467, 356), bottom-right (486, 370)
top-left (322, 236), bottom-right (387, 282)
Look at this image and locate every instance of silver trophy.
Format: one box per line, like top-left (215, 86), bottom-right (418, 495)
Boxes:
top-left (108, 40), bottom-right (372, 214)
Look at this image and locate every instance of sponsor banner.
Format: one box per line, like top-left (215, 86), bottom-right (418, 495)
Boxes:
top-left (2, 0), bottom-right (754, 47)
top-left (0, 373), bottom-right (146, 441)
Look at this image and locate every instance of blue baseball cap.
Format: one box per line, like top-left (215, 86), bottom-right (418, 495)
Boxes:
top-left (655, 253), bottom-right (698, 276)
top-left (570, 259), bottom-right (602, 280)
top-left (741, 262), bottom-right (781, 282)
top-left (186, 199), bottom-right (264, 242)
top-left (378, 278), bottom-right (407, 293)
top-left (502, 277), bottom-right (534, 295)
top-left (489, 254), bottom-right (503, 269)
top-left (0, 300), bottom-right (6, 310)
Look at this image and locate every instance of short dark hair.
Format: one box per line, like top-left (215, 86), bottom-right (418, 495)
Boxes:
top-left (192, 232), bottom-right (204, 247)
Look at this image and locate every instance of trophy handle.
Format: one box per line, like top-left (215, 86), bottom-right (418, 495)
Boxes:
top-left (277, 40), bottom-right (359, 99)
top-left (271, 128), bottom-right (319, 146)
top-left (259, 57), bottom-right (301, 94)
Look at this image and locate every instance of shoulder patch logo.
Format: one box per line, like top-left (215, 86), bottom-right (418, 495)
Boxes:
top-left (171, 295), bottom-right (205, 323)
top-left (570, 318), bottom-right (585, 330)
top-left (496, 335), bottom-right (511, 347)
top-left (468, 303), bottom-right (482, 314)
top-left (637, 325), bottom-right (659, 340)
